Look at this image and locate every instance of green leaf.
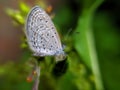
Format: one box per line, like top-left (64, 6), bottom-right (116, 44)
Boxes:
top-left (5, 8), bottom-right (24, 24)
top-left (19, 2), bottom-right (30, 16)
top-left (73, 0), bottom-right (104, 90)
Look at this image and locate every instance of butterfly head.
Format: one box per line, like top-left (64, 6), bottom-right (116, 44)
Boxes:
top-left (55, 50), bottom-right (66, 62)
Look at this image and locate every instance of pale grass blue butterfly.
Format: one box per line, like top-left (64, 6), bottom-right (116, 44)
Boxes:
top-left (25, 6), bottom-right (66, 61)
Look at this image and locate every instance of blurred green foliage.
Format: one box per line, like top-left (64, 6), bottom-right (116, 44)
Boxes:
top-left (1, 0), bottom-right (120, 90)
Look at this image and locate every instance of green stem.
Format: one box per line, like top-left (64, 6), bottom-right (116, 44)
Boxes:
top-left (74, 0), bottom-right (104, 89)
top-left (86, 23), bottom-right (104, 90)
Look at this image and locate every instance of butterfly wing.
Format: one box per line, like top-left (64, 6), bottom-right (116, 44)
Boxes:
top-left (25, 6), bottom-right (63, 56)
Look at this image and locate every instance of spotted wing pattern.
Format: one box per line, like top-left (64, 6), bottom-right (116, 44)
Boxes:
top-left (25, 6), bottom-right (63, 56)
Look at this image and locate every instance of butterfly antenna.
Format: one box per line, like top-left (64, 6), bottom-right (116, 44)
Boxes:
top-left (64, 28), bottom-right (73, 41)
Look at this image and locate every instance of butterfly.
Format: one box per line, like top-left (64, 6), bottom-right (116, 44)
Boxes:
top-left (25, 6), bottom-right (66, 61)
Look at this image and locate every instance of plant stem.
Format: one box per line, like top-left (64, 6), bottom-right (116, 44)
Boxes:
top-left (74, 0), bottom-right (104, 89)
top-left (32, 66), bottom-right (40, 90)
